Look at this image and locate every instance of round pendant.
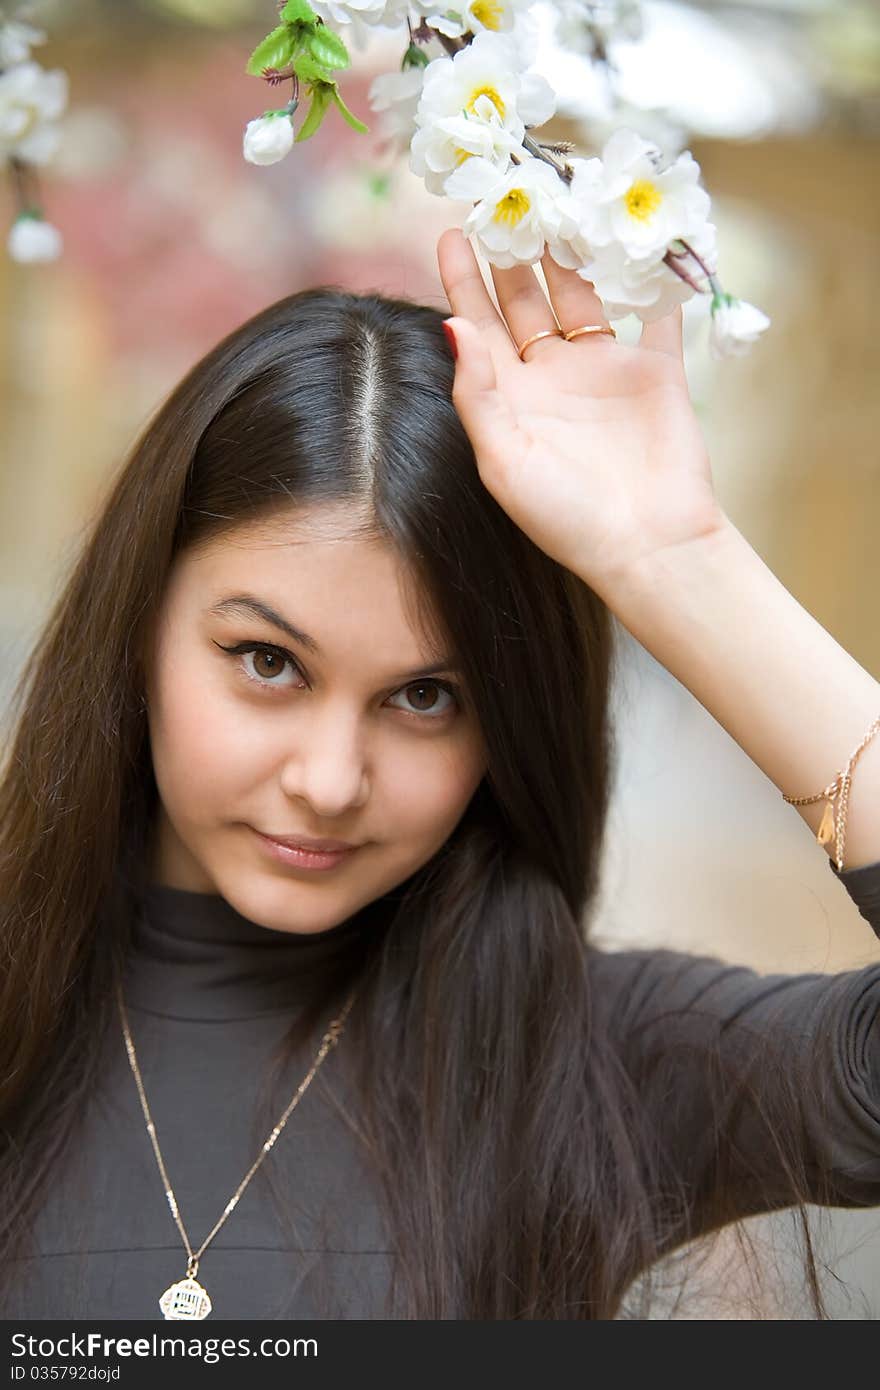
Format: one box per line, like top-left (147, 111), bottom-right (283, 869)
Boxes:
top-left (159, 1275), bottom-right (213, 1320)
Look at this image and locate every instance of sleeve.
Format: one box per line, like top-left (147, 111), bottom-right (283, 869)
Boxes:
top-left (827, 853), bottom-right (880, 926)
top-left (589, 856), bottom-right (880, 1250)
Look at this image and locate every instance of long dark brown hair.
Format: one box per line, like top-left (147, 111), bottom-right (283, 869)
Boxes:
top-left (0, 286), bottom-right (835, 1318)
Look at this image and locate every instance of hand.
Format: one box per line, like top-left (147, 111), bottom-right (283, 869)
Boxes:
top-left (436, 227), bottom-right (728, 598)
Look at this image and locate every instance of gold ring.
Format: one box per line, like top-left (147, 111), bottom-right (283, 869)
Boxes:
top-left (516, 328), bottom-right (564, 361)
top-left (563, 323), bottom-right (617, 341)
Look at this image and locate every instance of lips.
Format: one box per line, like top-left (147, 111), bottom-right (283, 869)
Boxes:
top-left (258, 832), bottom-right (357, 852)
top-left (252, 828), bottom-right (360, 872)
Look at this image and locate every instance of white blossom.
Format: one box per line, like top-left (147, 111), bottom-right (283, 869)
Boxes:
top-left (537, 165), bottom-right (598, 270)
top-left (539, 127), bottom-right (719, 323)
top-left (414, 29), bottom-right (555, 135)
top-left (579, 218), bottom-right (718, 322)
top-left (409, 30), bottom-right (555, 196)
top-left (0, 60), bottom-right (68, 166)
top-left (709, 295), bottom-right (771, 359)
top-left (367, 66), bottom-right (426, 151)
top-left (230, 0), bottom-right (768, 360)
top-left (444, 152), bottom-right (578, 267)
top-left (0, 19), bottom-right (47, 67)
top-left (7, 212), bottom-right (61, 263)
top-left (580, 242), bottom-right (692, 321)
top-left (308, 0), bottom-right (413, 52)
top-left (308, 0), bottom-right (412, 25)
top-left (569, 127), bottom-right (711, 263)
top-left (410, 111), bottom-right (525, 196)
top-left (243, 112), bottom-right (295, 166)
top-left (417, 0), bottom-right (534, 41)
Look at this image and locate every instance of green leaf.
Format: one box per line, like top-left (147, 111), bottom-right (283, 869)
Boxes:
top-left (280, 0), bottom-right (319, 22)
top-left (245, 24), bottom-right (297, 77)
top-left (332, 87), bottom-right (369, 134)
top-left (307, 27), bottom-right (351, 70)
top-left (293, 52), bottom-right (336, 83)
top-left (295, 87), bottom-right (333, 142)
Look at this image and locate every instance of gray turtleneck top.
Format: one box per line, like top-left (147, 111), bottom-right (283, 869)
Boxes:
top-left (3, 855), bottom-right (880, 1321)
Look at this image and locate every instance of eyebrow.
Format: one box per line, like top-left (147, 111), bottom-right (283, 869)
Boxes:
top-left (207, 594), bottom-right (458, 682)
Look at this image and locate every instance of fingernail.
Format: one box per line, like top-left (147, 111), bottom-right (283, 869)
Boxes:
top-left (442, 319), bottom-right (458, 360)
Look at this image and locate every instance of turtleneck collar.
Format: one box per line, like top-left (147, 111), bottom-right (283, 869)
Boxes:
top-left (122, 881), bottom-right (372, 1022)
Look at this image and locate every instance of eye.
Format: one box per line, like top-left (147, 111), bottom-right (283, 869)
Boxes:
top-left (214, 641), bottom-right (304, 689)
top-left (214, 641), bottom-right (460, 720)
top-left (387, 679), bottom-right (459, 720)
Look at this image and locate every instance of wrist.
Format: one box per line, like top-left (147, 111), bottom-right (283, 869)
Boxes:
top-left (591, 511), bottom-right (741, 625)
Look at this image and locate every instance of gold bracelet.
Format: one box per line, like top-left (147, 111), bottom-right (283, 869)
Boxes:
top-left (782, 713), bottom-right (880, 872)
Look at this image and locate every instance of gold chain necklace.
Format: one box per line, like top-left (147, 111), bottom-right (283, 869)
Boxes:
top-left (115, 977), bottom-right (356, 1320)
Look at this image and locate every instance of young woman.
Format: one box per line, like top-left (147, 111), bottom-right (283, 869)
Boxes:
top-left (0, 228), bottom-right (878, 1321)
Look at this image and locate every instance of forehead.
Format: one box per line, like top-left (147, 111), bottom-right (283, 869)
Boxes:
top-left (168, 505), bottom-right (446, 657)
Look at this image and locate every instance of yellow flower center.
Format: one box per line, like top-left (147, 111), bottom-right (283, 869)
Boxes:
top-left (465, 84), bottom-right (506, 122)
top-left (470, 0), bottom-right (504, 30)
top-left (624, 179), bottom-right (662, 221)
top-left (493, 187), bottom-right (530, 227)
top-left (453, 147), bottom-right (473, 167)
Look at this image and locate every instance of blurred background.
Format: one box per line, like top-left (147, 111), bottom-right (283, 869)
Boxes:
top-left (1, 0), bottom-right (878, 1317)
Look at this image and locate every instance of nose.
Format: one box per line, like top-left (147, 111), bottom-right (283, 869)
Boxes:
top-left (278, 701), bottom-right (369, 818)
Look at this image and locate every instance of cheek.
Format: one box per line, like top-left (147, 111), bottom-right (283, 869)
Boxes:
top-left (148, 663), bottom-right (258, 819)
top-left (380, 735), bottom-right (485, 842)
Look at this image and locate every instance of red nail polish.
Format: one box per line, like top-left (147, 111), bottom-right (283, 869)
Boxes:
top-left (442, 320), bottom-right (458, 360)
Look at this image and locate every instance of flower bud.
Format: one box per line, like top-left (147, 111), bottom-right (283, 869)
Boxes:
top-left (243, 112), bottom-right (295, 166)
top-left (7, 214), bottom-right (62, 263)
top-left (709, 295), bottom-right (770, 359)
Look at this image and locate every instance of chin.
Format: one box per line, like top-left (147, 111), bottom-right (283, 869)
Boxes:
top-left (220, 874), bottom-right (357, 936)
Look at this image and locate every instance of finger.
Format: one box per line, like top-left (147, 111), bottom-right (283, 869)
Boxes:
top-left (487, 257), bottom-right (561, 362)
top-left (638, 304), bottom-right (684, 360)
top-left (437, 227), bottom-right (522, 371)
top-left (442, 315), bottom-right (520, 476)
top-left (539, 247), bottom-right (615, 346)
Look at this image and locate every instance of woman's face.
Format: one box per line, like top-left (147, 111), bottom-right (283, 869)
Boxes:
top-left (143, 504), bottom-right (487, 935)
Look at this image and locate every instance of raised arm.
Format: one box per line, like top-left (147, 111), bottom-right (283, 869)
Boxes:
top-left (436, 229), bottom-right (880, 872)
top-left (597, 518), bottom-right (880, 872)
